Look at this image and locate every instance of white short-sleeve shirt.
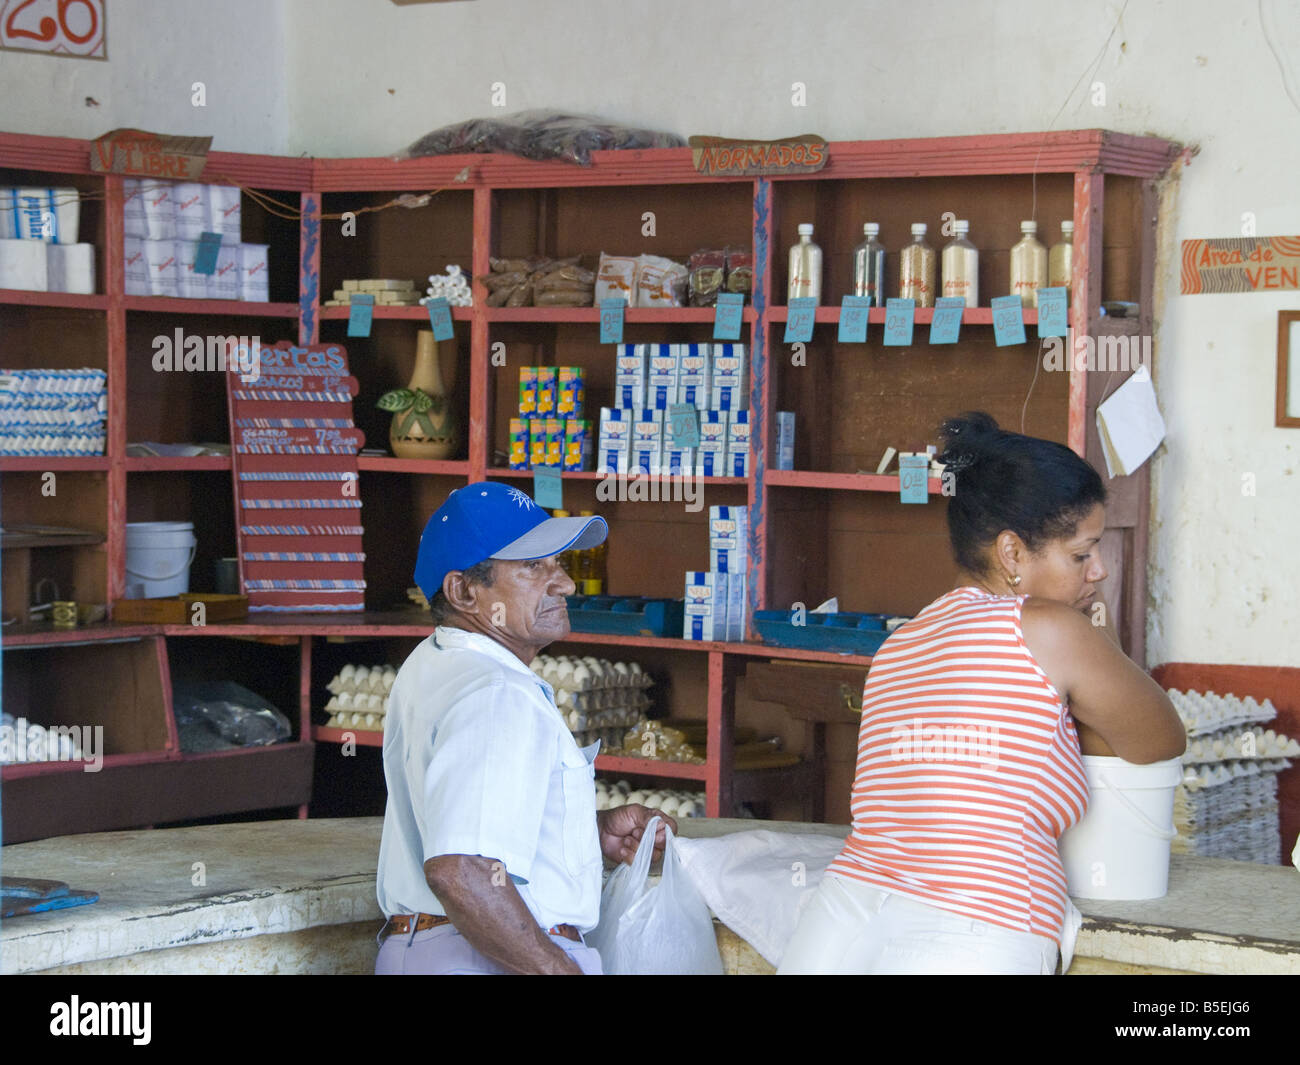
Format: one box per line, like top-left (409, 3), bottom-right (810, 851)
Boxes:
top-left (376, 627), bottom-right (603, 932)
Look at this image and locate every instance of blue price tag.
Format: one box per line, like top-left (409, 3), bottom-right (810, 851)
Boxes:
top-left (991, 295), bottom-right (1027, 346)
top-left (899, 454), bottom-right (930, 504)
top-left (784, 297), bottom-right (817, 343)
top-left (426, 297), bottom-right (455, 341)
top-left (668, 403), bottom-right (701, 447)
top-left (838, 296), bottom-right (871, 343)
top-left (599, 299), bottom-right (626, 344)
top-left (883, 299), bottom-right (915, 346)
top-left (929, 297), bottom-right (965, 344)
top-left (1036, 287), bottom-right (1068, 338)
top-left (347, 293), bottom-right (374, 338)
top-left (713, 293), bottom-right (744, 340)
top-left (194, 231), bottom-right (222, 276)
top-left (533, 466), bottom-right (563, 509)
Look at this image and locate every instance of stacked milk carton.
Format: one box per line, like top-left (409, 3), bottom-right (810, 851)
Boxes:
top-left (122, 179), bottom-right (269, 301)
top-left (508, 366), bottom-right (591, 471)
top-left (683, 505), bottom-right (749, 641)
top-left (0, 187), bottom-right (95, 294)
top-left (599, 343), bottom-right (748, 476)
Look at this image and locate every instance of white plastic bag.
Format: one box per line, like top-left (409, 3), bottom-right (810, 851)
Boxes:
top-left (588, 816), bottom-right (725, 975)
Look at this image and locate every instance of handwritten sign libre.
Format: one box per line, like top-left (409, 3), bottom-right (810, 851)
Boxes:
top-left (689, 135), bottom-right (828, 177)
top-left (90, 128), bottom-right (211, 179)
top-left (1, 0), bottom-right (106, 59)
top-left (1181, 236), bottom-right (1300, 294)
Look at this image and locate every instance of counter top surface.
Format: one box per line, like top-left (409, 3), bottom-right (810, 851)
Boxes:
top-left (2, 817), bottom-right (1296, 974)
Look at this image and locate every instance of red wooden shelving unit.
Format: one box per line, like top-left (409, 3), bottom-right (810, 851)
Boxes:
top-left (0, 127), bottom-right (1181, 835)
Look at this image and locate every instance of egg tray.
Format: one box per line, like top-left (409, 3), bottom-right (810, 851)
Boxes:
top-left (1167, 688), bottom-right (1279, 737)
top-left (1172, 813), bottom-right (1282, 862)
top-left (531, 653), bottom-right (654, 693)
top-left (562, 706), bottom-right (645, 733)
top-left (594, 777), bottom-right (705, 818)
top-left (320, 662), bottom-right (399, 731)
top-left (1177, 757), bottom-right (1291, 793)
top-left (1176, 777), bottom-right (1279, 825)
top-left (1181, 726), bottom-right (1300, 764)
top-left (555, 687), bottom-right (652, 713)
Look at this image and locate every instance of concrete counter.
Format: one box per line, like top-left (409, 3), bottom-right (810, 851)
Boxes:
top-left (2, 817), bottom-right (1297, 974)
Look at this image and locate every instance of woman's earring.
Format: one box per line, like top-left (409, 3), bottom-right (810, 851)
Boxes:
top-left (1008, 573), bottom-right (1022, 589)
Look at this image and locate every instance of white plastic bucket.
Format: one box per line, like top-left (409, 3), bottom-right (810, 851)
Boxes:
top-left (124, 521), bottom-right (197, 599)
top-left (1059, 754), bottom-right (1183, 901)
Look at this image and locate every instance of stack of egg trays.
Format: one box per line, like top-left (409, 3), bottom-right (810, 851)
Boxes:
top-left (529, 653), bottom-right (653, 749)
top-left (1167, 688), bottom-right (1296, 862)
top-left (322, 663), bottom-right (398, 731)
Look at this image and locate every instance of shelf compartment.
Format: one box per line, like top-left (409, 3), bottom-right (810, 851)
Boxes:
top-left (1, 741), bottom-right (314, 845)
top-left (124, 455), bottom-right (232, 472)
top-left (356, 455), bottom-right (469, 476)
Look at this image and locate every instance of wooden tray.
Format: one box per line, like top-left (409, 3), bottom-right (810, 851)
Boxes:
top-left (112, 594), bottom-right (249, 624)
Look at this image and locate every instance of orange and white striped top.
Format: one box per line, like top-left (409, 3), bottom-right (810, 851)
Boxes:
top-left (827, 587), bottom-right (1089, 942)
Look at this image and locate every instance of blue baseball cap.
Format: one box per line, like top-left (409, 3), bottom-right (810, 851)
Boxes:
top-left (414, 481), bottom-right (608, 601)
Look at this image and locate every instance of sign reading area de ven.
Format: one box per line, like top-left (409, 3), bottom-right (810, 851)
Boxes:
top-left (1181, 236), bottom-right (1300, 294)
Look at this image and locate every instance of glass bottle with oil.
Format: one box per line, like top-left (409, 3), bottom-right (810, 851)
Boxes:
top-left (1010, 220), bottom-right (1048, 308)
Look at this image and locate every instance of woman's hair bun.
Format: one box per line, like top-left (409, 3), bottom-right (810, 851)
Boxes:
top-left (937, 411), bottom-right (1000, 472)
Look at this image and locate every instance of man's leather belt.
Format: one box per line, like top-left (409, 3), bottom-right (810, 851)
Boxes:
top-left (385, 912), bottom-right (581, 942)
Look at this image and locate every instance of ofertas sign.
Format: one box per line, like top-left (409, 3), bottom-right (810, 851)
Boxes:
top-left (1181, 236), bottom-right (1300, 294)
top-left (90, 128), bottom-right (211, 180)
top-left (689, 135), bottom-right (828, 177)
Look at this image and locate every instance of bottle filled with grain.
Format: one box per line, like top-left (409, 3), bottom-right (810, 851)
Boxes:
top-left (1010, 220), bottom-right (1048, 308)
top-left (788, 223), bottom-right (823, 303)
top-left (899, 223), bottom-right (936, 308)
top-left (852, 222), bottom-right (887, 306)
top-left (1049, 220), bottom-right (1074, 299)
top-left (941, 219), bottom-right (979, 308)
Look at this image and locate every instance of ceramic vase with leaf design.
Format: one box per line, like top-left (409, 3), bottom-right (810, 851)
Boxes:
top-left (378, 329), bottom-right (458, 459)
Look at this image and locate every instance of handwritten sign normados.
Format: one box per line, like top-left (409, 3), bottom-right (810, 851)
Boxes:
top-left (1181, 236), bottom-right (1300, 294)
top-left (689, 135), bottom-right (828, 177)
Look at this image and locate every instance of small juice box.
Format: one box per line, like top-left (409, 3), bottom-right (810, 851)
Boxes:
top-left (616, 344), bottom-right (647, 409)
top-left (508, 418), bottom-right (531, 469)
top-left (543, 417), bottom-right (565, 468)
top-left (557, 366), bottom-right (585, 417)
top-left (647, 344), bottom-right (678, 411)
top-left (631, 408), bottom-right (664, 475)
top-left (529, 420), bottom-right (549, 468)
top-left (726, 409), bottom-right (751, 477)
top-left (563, 419), bottom-right (591, 471)
top-left (536, 366), bottom-right (558, 417)
top-left (598, 407), bottom-right (631, 474)
top-left (695, 411), bottom-right (729, 477)
top-left (518, 366), bottom-right (539, 418)
top-left (676, 343), bottom-right (711, 410)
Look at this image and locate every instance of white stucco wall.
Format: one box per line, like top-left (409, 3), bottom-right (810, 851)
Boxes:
top-left (0, 0), bottom-right (287, 154)
top-left (3, 0), bottom-right (1298, 666)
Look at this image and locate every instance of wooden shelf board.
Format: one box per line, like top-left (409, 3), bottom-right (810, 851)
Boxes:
top-left (124, 455), bottom-right (232, 472)
top-left (311, 725), bottom-right (383, 747)
top-left (356, 456), bottom-right (469, 475)
top-left (319, 305), bottom-right (473, 321)
top-left (767, 305), bottom-right (1038, 325)
top-left (0, 288), bottom-right (107, 310)
top-left (764, 469), bottom-right (943, 494)
top-left (485, 307), bottom-right (751, 324)
top-left (486, 468), bottom-right (748, 485)
top-left (122, 296), bottom-right (299, 317)
top-left (593, 755), bottom-right (709, 780)
top-left (0, 748), bottom-right (174, 780)
top-left (0, 457), bottom-right (109, 472)
top-left (1, 622), bottom-right (154, 647)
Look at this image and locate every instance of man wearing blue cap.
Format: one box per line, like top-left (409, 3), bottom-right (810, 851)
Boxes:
top-left (375, 481), bottom-right (674, 974)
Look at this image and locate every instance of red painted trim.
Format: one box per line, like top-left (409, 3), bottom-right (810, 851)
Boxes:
top-left (1069, 170), bottom-right (1101, 456)
top-left (767, 305), bottom-right (1038, 326)
top-left (156, 634), bottom-right (179, 753)
top-left (121, 296), bottom-right (298, 318)
top-left (469, 186), bottom-right (491, 480)
top-left (593, 755), bottom-right (708, 781)
top-left (764, 469), bottom-right (943, 494)
top-left (318, 304), bottom-right (473, 321)
top-left (312, 725), bottom-right (383, 747)
top-left (485, 467), bottom-right (747, 485)
top-left (177, 739), bottom-right (316, 762)
top-left (0, 457), bottom-right (110, 471)
top-left (105, 172), bottom-right (126, 605)
top-left (357, 456), bottom-right (469, 476)
top-left (124, 456), bottom-right (232, 472)
top-left (0, 749), bottom-right (175, 779)
top-left (0, 289), bottom-right (107, 309)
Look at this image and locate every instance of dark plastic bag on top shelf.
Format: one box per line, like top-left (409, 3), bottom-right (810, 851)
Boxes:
top-left (172, 680), bottom-right (292, 753)
top-left (397, 111), bottom-right (684, 167)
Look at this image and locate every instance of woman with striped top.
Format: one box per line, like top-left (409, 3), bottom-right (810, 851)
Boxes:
top-left (778, 412), bottom-right (1185, 975)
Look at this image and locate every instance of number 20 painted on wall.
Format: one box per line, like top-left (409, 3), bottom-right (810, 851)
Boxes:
top-left (1, 0), bottom-right (106, 59)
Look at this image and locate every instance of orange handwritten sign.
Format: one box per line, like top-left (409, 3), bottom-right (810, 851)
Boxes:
top-left (1181, 236), bottom-right (1300, 294)
top-left (689, 135), bottom-right (828, 177)
top-left (1, 0), bottom-right (106, 59)
top-left (89, 128), bottom-right (212, 179)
